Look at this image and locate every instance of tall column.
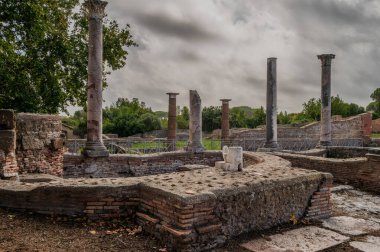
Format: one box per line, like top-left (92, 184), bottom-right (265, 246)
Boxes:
top-left (187, 90), bottom-right (204, 153)
top-left (264, 57), bottom-right (278, 149)
top-left (220, 99), bottom-right (231, 146)
top-left (317, 54), bottom-right (335, 147)
top-left (83, 0), bottom-right (109, 157)
top-left (166, 93), bottom-right (179, 151)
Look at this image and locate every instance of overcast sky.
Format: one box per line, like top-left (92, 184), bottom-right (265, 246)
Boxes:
top-left (99, 0), bottom-right (380, 113)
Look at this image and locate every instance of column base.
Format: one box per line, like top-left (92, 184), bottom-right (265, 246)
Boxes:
top-left (83, 141), bottom-right (109, 158)
top-left (317, 141), bottom-right (332, 148)
top-left (185, 144), bottom-right (205, 153)
top-left (263, 141), bottom-right (279, 149)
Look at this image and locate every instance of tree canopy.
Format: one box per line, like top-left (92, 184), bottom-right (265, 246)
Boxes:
top-left (0, 0), bottom-right (137, 114)
top-left (368, 88), bottom-right (380, 119)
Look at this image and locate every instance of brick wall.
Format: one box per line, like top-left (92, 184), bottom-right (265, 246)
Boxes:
top-left (16, 113), bottom-right (65, 176)
top-left (0, 153), bottom-right (332, 251)
top-left (373, 118), bottom-right (380, 133)
top-left (230, 113), bottom-right (372, 144)
top-left (63, 151), bottom-right (223, 178)
top-left (276, 151), bottom-right (380, 193)
top-left (0, 110), bottom-right (18, 178)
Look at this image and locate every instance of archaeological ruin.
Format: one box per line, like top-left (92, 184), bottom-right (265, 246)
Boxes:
top-left (1, 1), bottom-right (380, 252)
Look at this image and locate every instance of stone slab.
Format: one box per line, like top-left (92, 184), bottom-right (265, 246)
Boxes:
top-left (350, 236), bottom-right (380, 252)
top-left (322, 216), bottom-right (380, 236)
top-left (240, 226), bottom-right (349, 252)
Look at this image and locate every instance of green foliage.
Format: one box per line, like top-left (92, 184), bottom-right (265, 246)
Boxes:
top-left (62, 110), bottom-right (87, 138)
top-left (278, 111), bottom-right (291, 124)
top-left (177, 106), bottom-right (189, 129)
top-left (230, 106), bottom-right (266, 129)
top-left (299, 96), bottom-right (365, 124)
top-left (202, 106), bottom-right (221, 132)
top-left (102, 98), bottom-right (161, 137)
top-left (0, 0), bottom-right (137, 113)
top-left (368, 88), bottom-right (380, 118)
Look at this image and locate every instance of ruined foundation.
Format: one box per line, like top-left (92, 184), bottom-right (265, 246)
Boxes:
top-left (0, 152), bottom-right (332, 251)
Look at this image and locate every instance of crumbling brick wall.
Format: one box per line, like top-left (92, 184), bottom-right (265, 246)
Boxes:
top-left (16, 113), bottom-right (64, 176)
top-left (276, 149), bottom-right (380, 194)
top-left (373, 118), bottom-right (380, 133)
top-left (0, 110), bottom-right (18, 178)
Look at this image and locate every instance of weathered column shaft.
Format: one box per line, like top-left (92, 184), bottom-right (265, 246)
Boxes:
top-left (187, 90), bottom-right (204, 153)
top-left (265, 57), bottom-right (278, 148)
top-left (220, 99), bottom-right (231, 140)
top-left (318, 54), bottom-right (335, 147)
top-left (84, 0), bottom-right (108, 157)
top-left (167, 93), bottom-right (179, 140)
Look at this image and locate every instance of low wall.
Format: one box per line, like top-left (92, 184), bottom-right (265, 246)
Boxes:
top-left (16, 113), bottom-right (64, 176)
top-left (63, 151), bottom-right (223, 178)
top-left (0, 153), bottom-right (332, 251)
top-left (275, 150), bottom-right (380, 193)
top-left (326, 146), bottom-right (373, 158)
top-left (230, 113), bottom-right (372, 145)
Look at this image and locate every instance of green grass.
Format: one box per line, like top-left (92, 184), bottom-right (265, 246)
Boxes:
top-left (130, 139), bottom-right (222, 151)
top-left (372, 133), bottom-right (380, 138)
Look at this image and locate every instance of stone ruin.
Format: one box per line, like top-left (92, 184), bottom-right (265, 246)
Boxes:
top-left (0, 1), bottom-right (379, 251)
top-left (215, 146), bottom-right (243, 171)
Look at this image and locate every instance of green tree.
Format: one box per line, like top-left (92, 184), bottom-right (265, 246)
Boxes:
top-left (202, 106), bottom-right (221, 132)
top-left (102, 98), bottom-right (161, 137)
top-left (368, 88), bottom-right (380, 119)
top-left (278, 111), bottom-right (291, 124)
top-left (177, 106), bottom-right (189, 129)
top-left (0, 0), bottom-right (137, 113)
top-left (62, 110), bottom-right (87, 138)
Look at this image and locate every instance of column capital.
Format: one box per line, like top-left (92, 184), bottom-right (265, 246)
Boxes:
top-left (317, 54), bottom-right (335, 66)
top-left (84, 0), bottom-right (108, 19)
top-left (220, 99), bottom-right (231, 104)
top-left (166, 92), bottom-right (179, 98)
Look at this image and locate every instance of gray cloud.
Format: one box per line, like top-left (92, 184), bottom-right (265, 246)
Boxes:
top-left (94, 0), bottom-right (380, 114)
top-left (133, 12), bottom-right (220, 43)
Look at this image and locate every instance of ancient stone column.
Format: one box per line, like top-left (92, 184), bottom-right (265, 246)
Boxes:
top-left (264, 57), bottom-right (279, 149)
top-left (187, 90), bottom-right (204, 153)
top-left (166, 93), bottom-right (179, 151)
top-left (317, 54), bottom-right (335, 147)
top-left (83, 0), bottom-right (109, 157)
top-left (220, 99), bottom-right (231, 147)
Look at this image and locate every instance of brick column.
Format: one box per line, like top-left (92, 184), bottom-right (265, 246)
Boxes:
top-left (220, 99), bottom-right (231, 147)
top-left (317, 54), bottom-right (335, 147)
top-left (83, 0), bottom-right (109, 157)
top-left (264, 57), bottom-right (279, 149)
top-left (167, 93), bottom-right (179, 151)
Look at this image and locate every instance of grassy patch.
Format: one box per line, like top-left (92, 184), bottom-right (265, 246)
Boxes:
top-left (372, 133), bottom-right (380, 138)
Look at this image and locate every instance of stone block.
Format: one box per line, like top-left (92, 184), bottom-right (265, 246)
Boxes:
top-left (0, 109), bottom-right (15, 129)
top-left (0, 130), bottom-right (16, 153)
